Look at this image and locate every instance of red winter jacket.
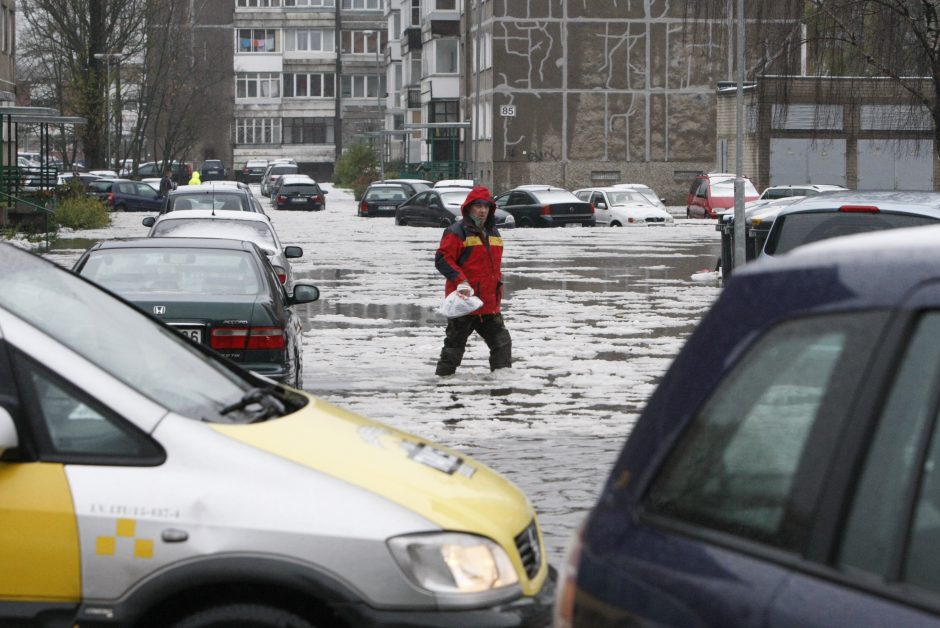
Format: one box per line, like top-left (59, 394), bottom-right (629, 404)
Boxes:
top-left (434, 186), bottom-right (504, 315)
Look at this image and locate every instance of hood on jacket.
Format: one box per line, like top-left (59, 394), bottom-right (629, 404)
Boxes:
top-left (460, 185), bottom-right (496, 228)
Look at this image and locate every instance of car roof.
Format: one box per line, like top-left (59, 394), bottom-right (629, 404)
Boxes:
top-left (170, 184), bottom-right (250, 195)
top-left (376, 178), bottom-right (432, 185)
top-left (511, 184), bottom-right (567, 191)
top-left (434, 186), bottom-right (470, 193)
top-left (152, 209), bottom-right (271, 223)
top-left (90, 237), bottom-right (262, 252)
top-left (773, 190), bottom-right (940, 218)
top-left (367, 183), bottom-right (407, 189)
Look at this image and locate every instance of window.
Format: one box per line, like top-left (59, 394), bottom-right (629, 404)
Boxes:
top-left (283, 72), bottom-right (335, 98)
top-left (15, 352), bottom-right (161, 462)
top-left (341, 0), bottom-right (380, 8)
top-left (433, 39), bottom-right (458, 74)
top-left (841, 313), bottom-right (940, 588)
top-left (435, 0), bottom-right (457, 9)
top-left (341, 30), bottom-right (387, 54)
top-left (236, 118), bottom-right (282, 144)
top-left (284, 28), bottom-right (334, 52)
top-left (646, 312), bottom-right (887, 551)
top-left (236, 72), bottom-right (281, 99)
top-left (237, 29), bottom-right (279, 53)
top-left (340, 74), bottom-right (382, 98)
top-left (283, 117), bottom-right (335, 144)
top-left (285, 0), bottom-right (336, 5)
top-left (237, 0), bottom-right (282, 6)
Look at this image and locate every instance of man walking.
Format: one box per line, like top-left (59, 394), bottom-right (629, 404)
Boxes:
top-left (158, 167), bottom-right (174, 197)
top-left (434, 185), bottom-right (512, 376)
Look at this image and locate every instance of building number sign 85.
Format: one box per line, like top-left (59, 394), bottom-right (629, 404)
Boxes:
top-left (499, 105), bottom-right (516, 117)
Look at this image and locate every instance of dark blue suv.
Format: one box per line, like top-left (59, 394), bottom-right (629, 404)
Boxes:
top-left (558, 223), bottom-right (940, 627)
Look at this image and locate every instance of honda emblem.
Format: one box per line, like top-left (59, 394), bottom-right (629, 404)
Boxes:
top-left (153, 305), bottom-right (166, 315)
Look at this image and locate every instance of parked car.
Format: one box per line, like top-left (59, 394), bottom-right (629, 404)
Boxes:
top-left (73, 237), bottom-right (312, 385)
top-left (573, 187), bottom-right (674, 226)
top-left (137, 160), bottom-right (192, 184)
top-left (612, 183), bottom-right (668, 209)
top-left (358, 183), bottom-right (411, 217)
top-left (395, 187), bottom-right (515, 229)
top-left (757, 183), bottom-right (848, 201)
top-left (142, 209), bottom-right (302, 287)
top-left (686, 172), bottom-right (759, 219)
top-left (494, 185), bottom-right (595, 227)
top-left (0, 240), bottom-right (553, 628)
top-left (556, 223), bottom-right (940, 627)
top-left (140, 177), bottom-right (162, 192)
top-left (375, 178), bottom-right (433, 197)
top-left (87, 178), bottom-right (164, 212)
top-left (274, 180), bottom-right (328, 211)
top-left (763, 191), bottom-right (940, 257)
top-left (56, 172), bottom-right (103, 191)
top-left (87, 169), bottom-right (119, 178)
top-left (269, 174), bottom-right (315, 201)
top-left (162, 183), bottom-right (258, 214)
top-left (199, 159), bottom-right (227, 182)
top-left (260, 162), bottom-right (299, 197)
top-left (239, 158), bottom-right (269, 183)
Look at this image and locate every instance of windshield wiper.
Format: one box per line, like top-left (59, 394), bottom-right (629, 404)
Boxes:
top-left (219, 386), bottom-right (287, 421)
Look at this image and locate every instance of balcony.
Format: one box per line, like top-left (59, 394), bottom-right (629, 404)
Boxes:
top-left (402, 27), bottom-right (422, 54)
top-left (407, 88), bottom-right (421, 109)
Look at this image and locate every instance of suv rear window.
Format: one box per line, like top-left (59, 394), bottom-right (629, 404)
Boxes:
top-left (365, 187), bottom-right (408, 201)
top-left (767, 211), bottom-right (938, 256)
top-left (282, 184), bottom-right (320, 194)
top-left (88, 181), bottom-right (113, 193)
top-left (271, 165), bottom-right (298, 176)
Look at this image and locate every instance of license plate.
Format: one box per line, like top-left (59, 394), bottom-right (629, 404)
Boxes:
top-left (565, 223), bottom-right (579, 228)
top-left (172, 326), bottom-right (202, 343)
top-left (290, 197), bottom-right (306, 203)
top-left (379, 205), bottom-right (395, 211)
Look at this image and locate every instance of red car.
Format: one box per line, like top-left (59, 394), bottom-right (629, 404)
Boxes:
top-left (686, 172), bottom-right (758, 219)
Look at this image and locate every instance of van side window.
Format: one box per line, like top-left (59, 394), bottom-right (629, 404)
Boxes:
top-left (645, 312), bottom-right (886, 552)
top-left (695, 180), bottom-right (708, 198)
top-left (840, 312), bottom-right (940, 586)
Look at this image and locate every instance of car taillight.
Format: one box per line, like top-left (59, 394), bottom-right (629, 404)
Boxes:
top-left (311, 195), bottom-right (323, 203)
top-left (210, 327), bottom-right (249, 350)
top-left (360, 201), bottom-right (368, 215)
top-left (589, 204), bottom-right (595, 214)
top-left (277, 195), bottom-right (286, 204)
top-left (106, 192), bottom-right (114, 205)
top-left (242, 166), bottom-right (249, 174)
top-left (840, 205), bottom-right (880, 213)
top-left (246, 327), bottom-right (285, 349)
top-left (210, 327), bottom-right (285, 350)
top-left (273, 265), bottom-right (287, 284)
top-left (540, 204), bottom-right (551, 216)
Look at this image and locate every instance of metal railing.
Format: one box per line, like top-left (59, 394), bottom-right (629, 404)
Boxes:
top-left (0, 188), bottom-right (57, 250)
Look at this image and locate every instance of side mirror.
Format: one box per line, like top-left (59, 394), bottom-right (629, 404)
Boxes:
top-left (0, 406), bottom-right (18, 455)
top-left (321, 190), bottom-right (329, 195)
top-left (596, 202), bottom-right (607, 209)
top-left (290, 284), bottom-right (320, 305)
top-left (142, 216), bottom-right (156, 227)
top-left (660, 197), bottom-right (666, 203)
top-left (284, 246), bottom-right (303, 259)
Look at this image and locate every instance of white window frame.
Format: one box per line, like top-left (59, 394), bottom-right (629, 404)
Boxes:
top-left (341, 0), bottom-right (380, 9)
top-left (236, 72), bottom-right (282, 99)
top-left (285, 0), bottom-right (336, 5)
top-left (283, 72), bottom-right (336, 98)
top-left (236, 118), bottom-right (282, 144)
top-left (285, 28), bottom-right (335, 52)
top-left (236, 29), bottom-right (280, 53)
top-left (340, 74), bottom-right (380, 98)
top-left (432, 38), bottom-right (458, 74)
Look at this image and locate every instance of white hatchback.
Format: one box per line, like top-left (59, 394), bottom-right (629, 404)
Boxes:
top-left (574, 187), bottom-right (675, 226)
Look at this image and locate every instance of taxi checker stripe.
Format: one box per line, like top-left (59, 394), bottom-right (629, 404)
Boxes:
top-left (96, 518), bottom-right (155, 559)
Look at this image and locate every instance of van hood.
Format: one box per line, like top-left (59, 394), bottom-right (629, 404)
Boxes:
top-left (211, 393), bottom-right (542, 586)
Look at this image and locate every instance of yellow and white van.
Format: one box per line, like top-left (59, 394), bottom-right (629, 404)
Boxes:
top-left (0, 242), bottom-right (552, 628)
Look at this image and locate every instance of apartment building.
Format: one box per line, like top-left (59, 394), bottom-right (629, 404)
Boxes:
top-left (232, 0), bottom-right (386, 181)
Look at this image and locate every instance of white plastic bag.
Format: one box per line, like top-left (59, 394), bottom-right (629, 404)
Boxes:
top-left (439, 291), bottom-right (483, 318)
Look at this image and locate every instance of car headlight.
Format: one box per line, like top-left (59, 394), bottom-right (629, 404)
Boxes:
top-left (388, 532), bottom-right (519, 594)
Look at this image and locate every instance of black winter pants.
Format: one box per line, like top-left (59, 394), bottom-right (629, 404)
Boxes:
top-left (436, 313), bottom-right (512, 376)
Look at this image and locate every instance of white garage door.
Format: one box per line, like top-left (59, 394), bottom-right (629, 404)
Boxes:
top-left (857, 139), bottom-right (933, 191)
top-left (770, 138), bottom-right (847, 187)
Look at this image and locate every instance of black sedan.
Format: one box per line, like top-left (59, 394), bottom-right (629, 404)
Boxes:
top-left (395, 188), bottom-right (516, 229)
top-left (358, 183), bottom-right (411, 217)
top-left (495, 185), bottom-right (595, 227)
top-left (72, 237), bottom-right (320, 387)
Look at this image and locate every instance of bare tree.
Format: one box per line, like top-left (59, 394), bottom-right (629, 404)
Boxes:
top-left (688, 0), bottom-right (940, 156)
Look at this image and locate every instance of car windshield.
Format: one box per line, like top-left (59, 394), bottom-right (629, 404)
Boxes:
top-left (441, 191), bottom-right (470, 205)
top-left (0, 244), bottom-right (257, 422)
top-left (151, 219), bottom-right (278, 252)
top-left (608, 191), bottom-right (650, 206)
top-left (631, 186), bottom-right (661, 204)
top-left (169, 193), bottom-right (247, 211)
top-left (88, 181), bottom-right (112, 193)
top-left (712, 179), bottom-right (759, 198)
top-left (79, 248), bottom-right (263, 296)
top-left (768, 211), bottom-right (939, 255)
top-left (365, 188), bottom-right (408, 201)
top-left (283, 184), bottom-right (319, 194)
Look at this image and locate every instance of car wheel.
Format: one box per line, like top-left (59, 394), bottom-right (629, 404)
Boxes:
top-left (294, 352), bottom-right (304, 389)
top-left (114, 203), bottom-right (126, 212)
top-left (686, 207), bottom-right (692, 219)
top-left (610, 221), bottom-right (622, 227)
top-left (518, 216), bottom-right (533, 228)
top-left (171, 603), bottom-right (316, 628)
top-left (440, 218), bottom-right (452, 228)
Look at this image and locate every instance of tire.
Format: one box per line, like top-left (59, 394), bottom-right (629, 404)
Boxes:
top-left (172, 603), bottom-right (316, 628)
top-left (686, 207), bottom-right (692, 219)
top-left (610, 221), bottom-right (622, 227)
top-left (114, 203), bottom-right (126, 212)
top-left (518, 216), bottom-right (533, 228)
top-left (294, 351), bottom-right (304, 389)
top-left (440, 218), bottom-right (452, 228)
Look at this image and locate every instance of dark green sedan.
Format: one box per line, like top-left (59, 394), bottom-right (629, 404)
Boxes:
top-left (72, 237), bottom-right (319, 388)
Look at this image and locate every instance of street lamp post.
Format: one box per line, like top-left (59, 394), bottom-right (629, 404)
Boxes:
top-left (93, 52), bottom-right (123, 170)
